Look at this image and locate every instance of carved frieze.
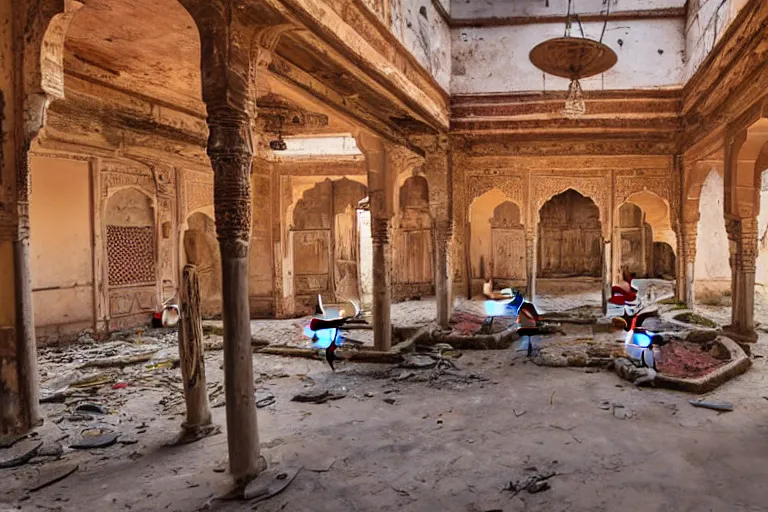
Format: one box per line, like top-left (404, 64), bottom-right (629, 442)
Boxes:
top-left (186, 181), bottom-right (214, 215)
top-left (101, 161), bottom-right (155, 198)
top-left (466, 176), bottom-right (525, 207)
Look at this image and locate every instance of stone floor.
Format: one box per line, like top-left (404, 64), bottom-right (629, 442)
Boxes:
top-left (2, 281), bottom-right (767, 512)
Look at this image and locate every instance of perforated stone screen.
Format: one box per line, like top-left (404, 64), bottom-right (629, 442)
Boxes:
top-left (107, 225), bottom-right (156, 286)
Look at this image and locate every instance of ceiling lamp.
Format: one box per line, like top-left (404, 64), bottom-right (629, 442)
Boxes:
top-left (529, 0), bottom-right (618, 118)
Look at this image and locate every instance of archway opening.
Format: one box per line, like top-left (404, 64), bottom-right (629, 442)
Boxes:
top-left (393, 176), bottom-right (433, 300)
top-left (617, 191), bottom-right (677, 281)
top-left (184, 212), bottom-right (221, 318)
top-left (538, 189), bottom-right (601, 277)
top-left (537, 189), bottom-right (602, 305)
top-left (290, 178), bottom-right (368, 314)
top-left (467, 189), bottom-right (524, 296)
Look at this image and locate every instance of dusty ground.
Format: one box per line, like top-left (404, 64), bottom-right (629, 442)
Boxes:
top-left (2, 281), bottom-right (768, 512)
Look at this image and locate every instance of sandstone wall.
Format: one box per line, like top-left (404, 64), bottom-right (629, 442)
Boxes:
top-left (29, 156), bottom-right (94, 342)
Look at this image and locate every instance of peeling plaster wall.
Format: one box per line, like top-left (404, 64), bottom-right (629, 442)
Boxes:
top-left (684, 0), bottom-right (749, 80)
top-left (29, 157), bottom-right (94, 337)
top-left (695, 170), bottom-right (731, 303)
top-left (390, 0), bottom-right (451, 90)
top-left (451, 0), bottom-right (686, 20)
top-left (452, 19), bottom-right (685, 93)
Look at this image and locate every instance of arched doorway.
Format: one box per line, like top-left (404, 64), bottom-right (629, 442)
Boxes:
top-left (184, 212), bottom-right (221, 318)
top-left (617, 191), bottom-right (677, 280)
top-left (538, 189), bottom-right (601, 277)
top-left (467, 189), bottom-right (525, 296)
top-left (291, 178), bottom-right (368, 313)
top-left (490, 201), bottom-right (526, 286)
top-left (393, 176), bottom-right (434, 300)
top-left (618, 202), bottom-right (652, 277)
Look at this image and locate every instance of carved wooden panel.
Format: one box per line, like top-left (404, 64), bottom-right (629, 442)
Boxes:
top-left (491, 228), bottom-right (525, 280)
top-left (394, 229), bottom-right (434, 285)
top-left (293, 230), bottom-right (330, 276)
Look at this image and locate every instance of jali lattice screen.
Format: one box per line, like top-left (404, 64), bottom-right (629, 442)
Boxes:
top-left (107, 225), bottom-right (156, 286)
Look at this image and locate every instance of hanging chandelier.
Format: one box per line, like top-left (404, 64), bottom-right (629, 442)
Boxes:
top-left (529, 0), bottom-right (618, 117)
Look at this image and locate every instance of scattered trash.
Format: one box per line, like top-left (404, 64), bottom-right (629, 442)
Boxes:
top-left (28, 463), bottom-right (79, 492)
top-left (612, 403), bottom-right (631, 420)
top-left (256, 390), bottom-right (276, 408)
top-left (291, 387), bottom-right (348, 404)
top-left (0, 440), bottom-right (43, 468)
top-left (513, 409), bottom-right (526, 417)
top-left (503, 469), bottom-right (557, 496)
top-left (689, 400), bottom-right (734, 412)
top-left (598, 400), bottom-right (611, 410)
top-left (400, 354), bottom-right (438, 369)
top-left (244, 466), bottom-right (301, 502)
top-left (70, 432), bottom-right (118, 450)
top-left (304, 456), bottom-right (336, 473)
top-left (112, 382), bottom-right (128, 390)
top-left (74, 403), bottom-right (108, 415)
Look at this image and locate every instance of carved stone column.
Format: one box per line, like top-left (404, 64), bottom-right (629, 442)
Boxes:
top-left (726, 217), bottom-right (758, 342)
top-left (681, 221), bottom-right (698, 309)
top-left (602, 238), bottom-right (611, 315)
top-left (432, 216), bottom-right (453, 328)
top-left (207, 105), bottom-right (261, 481)
top-left (180, 0), bottom-right (262, 483)
top-left (1, 0), bottom-right (79, 436)
top-left (525, 229), bottom-right (536, 302)
top-left (420, 135), bottom-right (453, 329)
top-left (358, 133), bottom-right (392, 351)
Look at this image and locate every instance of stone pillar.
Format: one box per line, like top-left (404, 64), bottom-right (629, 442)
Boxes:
top-left (726, 217), bottom-right (758, 341)
top-left (433, 217), bottom-right (453, 328)
top-left (525, 229), bottom-right (536, 302)
top-left (421, 135), bottom-right (453, 329)
top-left (180, 0), bottom-right (263, 483)
top-left (682, 221), bottom-right (698, 309)
top-left (0, 0), bottom-right (79, 436)
top-left (358, 133), bottom-right (392, 351)
top-left (208, 105), bottom-right (261, 482)
top-left (602, 239), bottom-right (611, 315)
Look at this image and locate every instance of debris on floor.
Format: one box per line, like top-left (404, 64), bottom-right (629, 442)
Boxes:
top-left (688, 400), bottom-right (734, 412)
top-left (503, 467), bottom-right (558, 496)
top-left (291, 387), bottom-right (348, 404)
